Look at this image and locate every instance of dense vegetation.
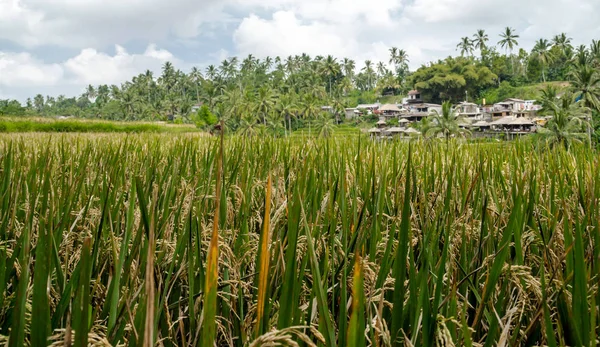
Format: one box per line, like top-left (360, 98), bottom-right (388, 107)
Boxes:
top-left (0, 134), bottom-right (599, 346)
top-left (2, 30), bottom-right (599, 133)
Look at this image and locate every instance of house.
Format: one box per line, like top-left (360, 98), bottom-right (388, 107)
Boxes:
top-left (407, 90), bottom-right (423, 104)
top-left (400, 103), bottom-right (442, 122)
top-left (356, 103), bottom-right (381, 113)
top-left (379, 104), bottom-right (403, 118)
top-left (345, 108), bottom-right (358, 119)
top-left (456, 102), bottom-right (484, 120)
top-left (489, 98), bottom-right (540, 118)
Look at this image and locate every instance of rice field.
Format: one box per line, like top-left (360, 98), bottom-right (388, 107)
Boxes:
top-left (0, 133), bottom-right (598, 346)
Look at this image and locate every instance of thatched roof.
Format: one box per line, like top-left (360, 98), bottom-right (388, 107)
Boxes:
top-left (397, 119), bottom-right (410, 124)
top-left (376, 120), bottom-right (387, 125)
top-left (387, 127), bottom-right (406, 133)
top-left (368, 128), bottom-right (381, 133)
top-left (408, 90), bottom-right (420, 96)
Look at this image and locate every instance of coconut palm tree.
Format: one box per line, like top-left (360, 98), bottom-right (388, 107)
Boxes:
top-left (499, 27), bottom-right (519, 54)
top-left (552, 33), bottom-right (573, 54)
top-left (276, 93), bottom-right (298, 135)
top-left (342, 58), bottom-right (356, 80)
top-left (457, 37), bottom-right (474, 57)
top-left (321, 55), bottom-right (341, 96)
top-left (313, 113), bottom-right (337, 138)
top-left (532, 39), bottom-right (554, 82)
top-left (362, 60), bottom-right (376, 90)
top-left (376, 62), bottom-right (388, 77)
top-left (300, 93), bottom-right (321, 136)
top-left (590, 40), bottom-right (600, 66)
top-left (569, 63), bottom-right (600, 112)
top-left (254, 86), bottom-right (277, 125)
top-left (499, 27), bottom-right (519, 73)
top-left (190, 67), bottom-right (203, 102)
top-left (538, 93), bottom-right (590, 149)
top-left (426, 101), bottom-right (471, 144)
top-left (472, 29), bottom-right (489, 57)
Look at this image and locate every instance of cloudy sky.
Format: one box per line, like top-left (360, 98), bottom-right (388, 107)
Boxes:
top-left (1, 0), bottom-right (599, 101)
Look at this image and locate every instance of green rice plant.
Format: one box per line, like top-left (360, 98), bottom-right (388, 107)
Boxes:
top-left (0, 133), bottom-right (597, 346)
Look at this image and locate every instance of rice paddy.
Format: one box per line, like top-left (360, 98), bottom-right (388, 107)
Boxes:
top-left (0, 133), bottom-right (598, 346)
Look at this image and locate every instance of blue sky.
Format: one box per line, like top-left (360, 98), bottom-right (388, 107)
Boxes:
top-left (1, 0), bottom-right (599, 101)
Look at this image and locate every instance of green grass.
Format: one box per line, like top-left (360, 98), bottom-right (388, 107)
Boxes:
top-left (0, 117), bottom-right (201, 133)
top-left (0, 133), bottom-right (598, 346)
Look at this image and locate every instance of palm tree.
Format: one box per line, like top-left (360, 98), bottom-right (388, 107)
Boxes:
top-left (457, 37), bottom-right (474, 57)
top-left (532, 39), bottom-right (554, 82)
top-left (376, 62), bottom-right (388, 77)
top-left (552, 33), bottom-right (573, 54)
top-left (190, 67), bottom-right (203, 102)
top-left (499, 27), bottom-right (519, 73)
top-left (569, 62), bottom-right (600, 112)
top-left (362, 60), bottom-right (376, 90)
top-left (342, 58), bottom-right (356, 79)
top-left (538, 93), bottom-right (590, 149)
top-left (276, 93), bottom-right (298, 135)
top-left (321, 55), bottom-right (341, 96)
top-left (498, 27), bottom-right (519, 54)
top-left (300, 93), bottom-right (321, 136)
top-left (591, 40), bottom-right (600, 66)
top-left (539, 84), bottom-right (559, 113)
top-left (426, 101), bottom-right (470, 144)
top-left (472, 29), bottom-right (489, 57)
top-left (254, 86), bottom-right (277, 125)
top-left (313, 113), bottom-right (337, 138)
top-left (85, 85), bottom-right (97, 102)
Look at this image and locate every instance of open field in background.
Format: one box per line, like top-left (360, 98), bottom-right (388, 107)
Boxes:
top-left (0, 117), bottom-right (201, 133)
top-left (0, 133), bottom-right (598, 346)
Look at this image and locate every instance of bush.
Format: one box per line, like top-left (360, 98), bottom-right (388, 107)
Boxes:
top-left (192, 106), bottom-right (218, 129)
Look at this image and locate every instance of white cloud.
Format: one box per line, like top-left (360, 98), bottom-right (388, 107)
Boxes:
top-left (0, 44), bottom-right (176, 100)
top-left (0, 52), bottom-right (63, 87)
top-left (232, 0), bottom-right (600, 70)
top-left (0, 0), bottom-right (227, 48)
top-left (234, 12), bottom-right (355, 59)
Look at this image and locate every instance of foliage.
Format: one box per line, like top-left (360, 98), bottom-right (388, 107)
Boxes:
top-left (409, 57), bottom-right (497, 103)
top-left (538, 93), bottom-right (590, 148)
top-left (425, 100), bottom-right (471, 141)
top-left (192, 105), bottom-right (218, 129)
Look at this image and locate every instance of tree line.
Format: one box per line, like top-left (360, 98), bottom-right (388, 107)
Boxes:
top-left (1, 28), bottom-right (599, 136)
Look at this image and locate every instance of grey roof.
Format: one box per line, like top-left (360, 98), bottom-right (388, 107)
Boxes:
top-left (471, 120), bottom-right (491, 127)
top-left (403, 128), bottom-right (421, 134)
top-left (380, 104), bottom-right (402, 112)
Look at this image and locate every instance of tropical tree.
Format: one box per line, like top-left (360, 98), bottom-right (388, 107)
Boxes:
top-left (472, 29), bottom-right (489, 57)
top-left (362, 60), bottom-right (376, 90)
top-left (313, 113), bottom-right (337, 138)
top-left (532, 39), bottom-right (554, 82)
top-left (569, 64), bottom-right (600, 112)
top-left (499, 27), bottom-right (519, 54)
top-left (552, 33), bottom-right (573, 54)
top-left (457, 37), bottom-right (474, 57)
top-left (538, 93), bottom-right (590, 149)
top-left (254, 86), bottom-right (277, 125)
top-left (426, 101), bottom-right (470, 144)
top-left (321, 55), bottom-right (341, 95)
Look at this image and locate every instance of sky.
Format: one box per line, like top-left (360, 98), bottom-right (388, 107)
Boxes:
top-left (1, 0), bottom-right (599, 102)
